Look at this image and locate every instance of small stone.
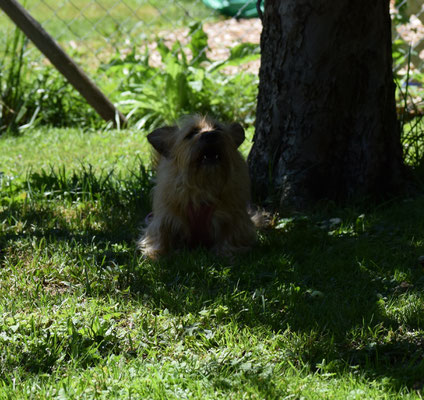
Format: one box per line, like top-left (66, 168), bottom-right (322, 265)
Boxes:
top-left (395, 281), bottom-right (413, 293)
top-left (310, 290), bottom-right (324, 299)
top-left (318, 217), bottom-right (342, 230)
top-left (329, 218), bottom-right (342, 226)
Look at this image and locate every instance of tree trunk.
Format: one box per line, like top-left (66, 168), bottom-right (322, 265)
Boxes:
top-left (248, 0), bottom-right (405, 208)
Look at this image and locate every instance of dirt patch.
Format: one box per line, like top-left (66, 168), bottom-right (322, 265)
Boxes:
top-left (149, 18), bottom-right (262, 74)
top-left (149, 10), bottom-right (424, 75)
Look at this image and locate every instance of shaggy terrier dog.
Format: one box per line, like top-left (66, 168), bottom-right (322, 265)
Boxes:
top-left (138, 115), bottom-right (256, 259)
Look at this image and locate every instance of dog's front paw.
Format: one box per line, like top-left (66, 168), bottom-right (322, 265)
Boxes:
top-left (138, 235), bottom-right (163, 260)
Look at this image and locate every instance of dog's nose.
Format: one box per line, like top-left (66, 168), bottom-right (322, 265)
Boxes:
top-left (200, 130), bottom-right (220, 143)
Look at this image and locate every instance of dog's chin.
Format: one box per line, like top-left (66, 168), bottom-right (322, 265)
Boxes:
top-left (189, 150), bottom-right (228, 188)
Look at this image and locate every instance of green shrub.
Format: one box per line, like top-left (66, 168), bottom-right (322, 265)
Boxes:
top-left (0, 28), bottom-right (101, 134)
top-left (103, 23), bottom-right (260, 129)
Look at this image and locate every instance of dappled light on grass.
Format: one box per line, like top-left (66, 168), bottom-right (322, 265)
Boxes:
top-left (1, 167), bottom-right (424, 396)
top-left (1, 129), bottom-right (424, 397)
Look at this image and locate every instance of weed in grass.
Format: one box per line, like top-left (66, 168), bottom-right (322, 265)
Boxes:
top-left (0, 28), bottom-right (33, 134)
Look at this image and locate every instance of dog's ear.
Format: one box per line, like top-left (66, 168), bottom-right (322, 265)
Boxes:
top-left (228, 123), bottom-right (245, 148)
top-left (147, 126), bottom-right (177, 158)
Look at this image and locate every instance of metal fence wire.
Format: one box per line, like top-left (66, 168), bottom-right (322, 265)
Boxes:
top-left (0, 0), bottom-right (423, 110)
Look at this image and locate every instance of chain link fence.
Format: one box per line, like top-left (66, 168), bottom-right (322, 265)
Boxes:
top-left (0, 1), bottom-right (261, 86)
top-left (391, 0), bottom-right (424, 116)
top-left (393, 0), bottom-right (424, 68)
top-left (0, 0), bottom-right (423, 113)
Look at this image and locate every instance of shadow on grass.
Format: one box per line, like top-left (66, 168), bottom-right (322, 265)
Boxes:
top-left (1, 166), bottom-right (424, 389)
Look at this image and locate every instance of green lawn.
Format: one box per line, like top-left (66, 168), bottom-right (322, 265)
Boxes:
top-left (0, 127), bottom-right (150, 175)
top-left (1, 127), bottom-right (424, 398)
top-left (0, 0), bottom-right (217, 42)
top-left (0, 0), bottom-right (219, 79)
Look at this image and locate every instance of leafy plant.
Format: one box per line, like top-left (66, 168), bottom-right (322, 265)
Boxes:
top-left (103, 23), bottom-right (260, 129)
top-left (0, 28), bottom-right (103, 134)
top-left (393, 41), bottom-right (424, 175)
top-left (0, 28), bottom-right (34, 133)
top-left (393, 0), bottom-right (409, 25)
top-left (28, 67), bottom-right (101, 128)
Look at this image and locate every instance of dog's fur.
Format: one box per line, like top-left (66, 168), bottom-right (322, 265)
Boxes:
top-left (138, 115), bottom-right (256, 259)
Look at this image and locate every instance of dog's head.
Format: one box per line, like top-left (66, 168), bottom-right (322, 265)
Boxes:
top-left (147, 115), bottom-right (245, 184)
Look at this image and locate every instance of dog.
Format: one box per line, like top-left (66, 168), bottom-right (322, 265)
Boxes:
top-left (138, 115), bottom-right (257, 259)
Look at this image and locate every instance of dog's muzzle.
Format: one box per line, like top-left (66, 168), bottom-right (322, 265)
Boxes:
top-left (197, 130), bottom-right (223, 166)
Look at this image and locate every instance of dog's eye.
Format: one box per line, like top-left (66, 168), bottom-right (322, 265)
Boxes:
top-left (185, 128), bottom-right (200, 140)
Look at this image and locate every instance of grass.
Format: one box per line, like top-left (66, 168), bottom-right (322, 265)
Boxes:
top-left (0, 127), bottom-right (150, 175)
top-left (1, 0), bottom-right (217, 41)
top-left (1, 127), bottom-right (424, 399)
top-left (0, 0), bottom-right (219, 80)
top-left (0, 1), bottom-right (424, 397)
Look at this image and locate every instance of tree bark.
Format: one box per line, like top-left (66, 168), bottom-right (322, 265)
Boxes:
top-left (248, 0), bottom-right (405, 208)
